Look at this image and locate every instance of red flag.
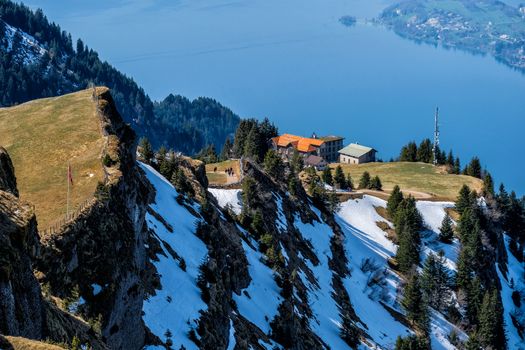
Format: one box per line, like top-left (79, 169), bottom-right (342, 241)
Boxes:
top-left (68, 163), bottom-right (74, 186)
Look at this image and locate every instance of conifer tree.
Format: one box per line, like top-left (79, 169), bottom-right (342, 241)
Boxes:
top-left (370, 175), bottom-right (382, 191)
top-left (466, 157), bottom-right (482, 179)
top-left (346, 173), bottom-right (354, 191)
top-left (465, 276), bottom-right (483, 325)
top-left (232, 119), bottom-right (256, 157)
top-left (359, 171), bottom-right (371, 189)
top-left (439, 214), bottom-right (454, 243)
top-left (263, 149), bottom-right (284, 180)
top-left (446, 150), bottom-right (454, 167)
top-left (243, 126), bottom-right (262, 162)
top-left (478, 289), bottom-right (506, 349)
top-left (322, 167), bottom-right (334, 186)
top-left (399, 141), bottom-right (418, 162)
top-left (421, 252), bottom-right (450, 311)
top-left (334, 165), bottom-right (346, 189)
top-left (139, 137), bottom-right (154, 164)
top-left (220, 137), bottom-right (232, 161)
top-left (401, 273), bottom-right (429, 333)
top-left (417, 138), bottom-right (433, 163)
top-left (394, 197), bottom-right (423, 273)
top-left (465, 331), bottom-right (482, 350)
top-left (453, 157), bottom-right (461, 175)
top-left (482, 171), bottom-right (494, 197)
top-left (456, 185), bottom-right (473, 215)
top-left (387, 185), bottom-right (404, 219)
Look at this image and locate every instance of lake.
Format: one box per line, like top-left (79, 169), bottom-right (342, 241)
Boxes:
top-left (22, 0), bottom-right (525, 194)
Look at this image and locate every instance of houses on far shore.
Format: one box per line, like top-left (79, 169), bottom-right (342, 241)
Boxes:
top-left (270, 132), bottom-right (376, 168)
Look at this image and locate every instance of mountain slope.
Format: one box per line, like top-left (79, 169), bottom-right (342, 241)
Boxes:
top-left (0, 0), bottom-right (240, 154)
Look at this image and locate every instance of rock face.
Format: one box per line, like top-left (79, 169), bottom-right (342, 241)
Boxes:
top-left (0, 157), bottom-right (43, 338)
top-left (0, 147), bottom-right (18, 197)
top-left (37, 88), bottom-right (154, 350)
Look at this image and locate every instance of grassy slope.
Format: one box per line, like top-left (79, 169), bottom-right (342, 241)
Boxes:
top-left (0, 89), bottom-right (104, 228)
top-left (4, 336), bottom-right (65, 350)
top-left (331, 162), bottom-right (482, 201)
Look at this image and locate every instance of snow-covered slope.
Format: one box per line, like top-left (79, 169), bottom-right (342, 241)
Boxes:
top-left (140, 163), bottom-right (209, 350)
top-left (210, 187), bottom-right (467, 349)
top-left (497, 234), bottom-right (525, 350)
top-left (1, 20), bottom-right (47, 65)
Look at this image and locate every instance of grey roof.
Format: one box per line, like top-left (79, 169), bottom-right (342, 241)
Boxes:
top-left (338, 143), bottom-right (376, 158)
top-left (305, 155), bottom-right (326, 166)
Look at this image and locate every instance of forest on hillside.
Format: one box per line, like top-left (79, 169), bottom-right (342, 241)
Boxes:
top-left (0, 1), bottom-right (239, 154)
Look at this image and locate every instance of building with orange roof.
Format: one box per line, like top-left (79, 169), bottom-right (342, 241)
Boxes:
top-left (270, 133), bottom-right (344, 163)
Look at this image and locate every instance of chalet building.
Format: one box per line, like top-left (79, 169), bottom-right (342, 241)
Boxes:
top-left (338, 143), bottom-right (376, 164)
top-left (270, 133), bottom-right (344, 163)
top-left (304, 155), bottom-right (328, 170)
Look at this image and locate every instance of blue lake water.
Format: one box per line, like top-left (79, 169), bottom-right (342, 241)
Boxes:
top-left (22, 0), bottom-right (525, 194)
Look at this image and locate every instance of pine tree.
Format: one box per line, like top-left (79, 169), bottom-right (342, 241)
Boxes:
top-left (263, 149), bottom-right (284, 180)
top-left (243, 125), bottom-right (262, 162)
top-left (138, 137), bottom-right (153, 163)
top-left (421, 252), bottom-right (450, 311)
top-left (402, 273), bottom-right (429, 333)
top-left (400, 141), bottom-right (418, 162)
top-left (482, 171), bottom-right (494, 197)
top-left (359, 171), bottom-right (371, 189)
top-left (453, 157), bottom-right (461, 175)
top-left (465, 331), bottom-right (482, 350)
top-left (446, 150), bottom-right (454, 167)
top-left (439, 214), bottom-right (454, 243)
top-left (322, 167), bottom-right (334, 186)
top-left (220, 137), bottom-right (232, 161)
top-left (369, 175), bottom-right (382, 191)
top-left (466, 276), bottom-right (483, 325)
top-left (466, 157), bottom-right (482, 179)
top-left (334, 165), bottom-right (347, 189)
top-left (232, 119), bottom-right (256, 157)
top-left (387, 185), bottom-right (404, 218)
top-left (478, 289), bottom-right (506, 349)
top-left (394, 197), bottom-right (423, 273)
top-left (456, 185), bottom-right (472, 215)
top-left (417, 138), bottom-right (433, 163)
top-left (346, 173), bottom-right (354, 191)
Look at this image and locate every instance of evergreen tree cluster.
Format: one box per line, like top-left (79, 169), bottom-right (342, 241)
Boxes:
top-left (0, 1), bottom-right (240, 155)
top-left (358, 171), bottom-right (382, 190)
top-left (194, 144), bottom-right (218, 164)
top-left (398, 139), bottom-right (448, 166)
top-left (454, 185), bottom-right (507, 349)
top-left (389, 190), bottom-right (423, 273)
top-left (231, 118), bottom-right (278, 162)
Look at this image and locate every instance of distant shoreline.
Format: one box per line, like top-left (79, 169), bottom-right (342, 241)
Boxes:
top-left (377, 0), bottom-right (525, 73)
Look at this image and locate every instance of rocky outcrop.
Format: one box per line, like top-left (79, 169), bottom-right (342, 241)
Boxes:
top-left (0, 166), bottom-right (42, 338)
top-left (36, 88), bottom-right (154, 350)
top-left (0, 147), bottom-right (18, 196)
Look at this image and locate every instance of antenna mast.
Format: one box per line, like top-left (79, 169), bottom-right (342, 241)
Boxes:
top-left (432, 107), bottom-right (440, 165)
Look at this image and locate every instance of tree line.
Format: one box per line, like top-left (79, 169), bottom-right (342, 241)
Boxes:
top-left (0, 1), bottom-right (240, 155)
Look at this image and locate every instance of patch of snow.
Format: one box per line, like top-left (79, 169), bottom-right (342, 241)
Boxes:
top-left (497, 234), bottom-right (525, 350)
top-left (227, 319), bottom-right (236, 350)
top-left (91, 284), bottom-right (102, 296)
top-left (209, 188), bottom-right (243, 215)
top-left (2, 21), bottom-right (47, 65)
top-left (233, 233), bottom-right (281, 335)
top-left (295, 208), bottom-right (353, 349)
top-left (274, 194), bottom-right (288, 232)
top-left (139, 162), bottom-right (208, 350)
top-left (417, 201), bottom-right (459, 271)
top-left (337, 197), bottom-right (411, 348)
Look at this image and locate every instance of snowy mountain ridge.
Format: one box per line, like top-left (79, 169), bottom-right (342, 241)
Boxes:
top-left (135, 161), bottom-right (525, 350)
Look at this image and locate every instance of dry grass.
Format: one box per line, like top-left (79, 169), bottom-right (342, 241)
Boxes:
top-left (205, 159), bottom-right (241, 186)
top-left (0, 89), bottom-right (105, 228)
top-left (4, 336), bottom-right (65, 350)
top-left (330, 162), bottom-right (482, 201)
